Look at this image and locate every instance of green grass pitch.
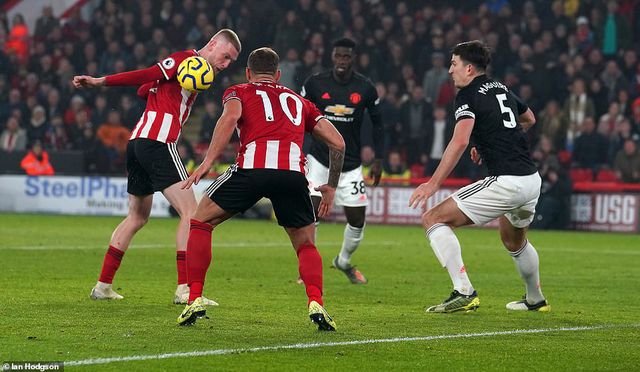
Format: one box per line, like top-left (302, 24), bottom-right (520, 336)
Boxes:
top-left (1, 213), bottom-right (639, 370)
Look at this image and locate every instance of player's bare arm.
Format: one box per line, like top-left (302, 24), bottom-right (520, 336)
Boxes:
top-left (72, 75), bottom-right (106, 88)
top-left (519, 108), bottom-right (536, 132)
top-left (182, 100), bottom-right (242, 189)
top-left (409, 119), bottom-right (474, 209)
top-left (312, 118), bottom-right (346, 217)
top-left (73, 65), bottom-right (165, 89)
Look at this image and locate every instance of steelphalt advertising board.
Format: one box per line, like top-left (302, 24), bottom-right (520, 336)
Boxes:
top-left (0, 176), bottom-right (638, 233)
top-left (0, 175), bottom-right (212, 217)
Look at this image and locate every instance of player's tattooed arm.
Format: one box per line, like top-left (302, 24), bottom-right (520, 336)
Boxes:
top-left (312, 118), bottom-right (345, 217)
top-left (312, 118), bottom-right (346, 188)
top-left (328, 148), bottom-right (345, 188)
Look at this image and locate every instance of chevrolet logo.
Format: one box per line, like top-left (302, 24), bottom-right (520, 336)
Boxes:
top-left (325, 104), bottom-right (354, 116)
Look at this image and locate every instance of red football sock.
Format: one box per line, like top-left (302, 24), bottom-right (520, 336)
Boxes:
top-left (176, 251), bottom-right (187, 285)
top-left (297, 243), bottom-right (323, 305)
top-left (187, 219), bottom-right (213, 302)
top-left (98, 245), bottom-right (125, 284)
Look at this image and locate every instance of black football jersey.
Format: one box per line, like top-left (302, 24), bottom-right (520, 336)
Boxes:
top-left (454, 75), bottom-right (537, 176)
top-left (301, 71), bottom-right (383, 171)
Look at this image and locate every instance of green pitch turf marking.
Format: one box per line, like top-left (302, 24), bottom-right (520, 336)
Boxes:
top-left (65, 323), bottom-right (639, 367)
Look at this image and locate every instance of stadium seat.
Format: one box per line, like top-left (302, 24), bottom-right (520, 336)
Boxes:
top-left (596, 169), bottom-right (618, 182)
top-left (569, 168), bottom-right (593, 183)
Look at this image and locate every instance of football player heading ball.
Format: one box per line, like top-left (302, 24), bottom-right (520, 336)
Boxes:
top-left (72, 29), bottom-right (240, 306)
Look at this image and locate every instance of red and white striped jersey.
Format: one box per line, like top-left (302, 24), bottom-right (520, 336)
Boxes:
top-left (222, 81), bottom-right (323, 173)
top-left (130, 50), bottom-right (199, 143)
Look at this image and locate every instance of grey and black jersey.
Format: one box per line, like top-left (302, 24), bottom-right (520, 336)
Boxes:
top-left (454, 75), bottom-right (537, 176)
top-left (301, 71), bottom-right (383, 171)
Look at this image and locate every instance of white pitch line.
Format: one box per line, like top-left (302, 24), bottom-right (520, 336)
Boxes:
top-left (65, 324), bottom-right (637, 367)
top-left (2, 241), bottom-right (401, 250)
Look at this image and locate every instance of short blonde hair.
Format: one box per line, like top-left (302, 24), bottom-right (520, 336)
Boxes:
top-left (213, 29), bottom-right (241, 53)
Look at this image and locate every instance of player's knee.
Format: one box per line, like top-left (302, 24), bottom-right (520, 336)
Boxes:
top-left (421, 210), bottom-right (438, 229)
top-left (501, 236), bottom-right (524, 252)
top-left (128, 215), bottom-right (149, 230)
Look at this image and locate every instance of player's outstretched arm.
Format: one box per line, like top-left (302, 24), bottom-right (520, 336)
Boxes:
top-left (72, 75), bottom-right (105, 89)
top-left (312, 118), bottom-right (345, 217)
top-left (409, 119), bottom-right (474, 209)
top-left (182, 100), bottom-right (242, 189)
top-left (73, 65), bottom-right (165, 90)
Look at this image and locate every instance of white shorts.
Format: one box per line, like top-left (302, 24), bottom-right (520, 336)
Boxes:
top-left (306, 155), bottom-right (368, 207)
top-left (451, 172), bottom-right (541, 228)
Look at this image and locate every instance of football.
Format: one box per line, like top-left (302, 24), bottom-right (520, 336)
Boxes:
top-left (176, 56), bottom-right (215, 92)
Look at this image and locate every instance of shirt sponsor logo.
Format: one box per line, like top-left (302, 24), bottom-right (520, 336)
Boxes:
top-left (325, 104), bottom-right (354, 116)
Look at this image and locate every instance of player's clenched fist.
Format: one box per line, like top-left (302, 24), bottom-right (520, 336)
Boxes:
top-left (72, 75), bottom-right (105, 88)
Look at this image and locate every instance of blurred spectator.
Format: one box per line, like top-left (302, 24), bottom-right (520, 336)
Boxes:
top-left (120, 95), bottom-right (143, 131)
top-left (273, 10), bottom-right (305, 55)
top-left (572, 117), bottom-right (609, 170)
top-left (422, 52), bottom-right (449, 104)
top-left (26, 105), bottom-right (49, 146)
top-left (96, 111), bottom-right (130, 159)
top-left (279, 48), bottom-right (301, 90)
top-left (75, 123), bottom-right (107, 173)
top-left (600, 61), bottom-right (628, 102)
top-left (5, 13), bottom-right (29, 64)
top-left (609, 119), bottom-right (640, 161)
top-left (64, 95), bottom-right (91, 126)
top-left (91, 94), bottom-right (109, 127)
top-left (531, 135), bottom-right (572, 229)
top-left (600, 0), bottom-right (631, 57)
top-left (34, 6), bottom-right (59, 42)
top-left (588, 78), bottom-right (609, 119)
top-left (539, 100), bottom-right (567, 150)
top-left (562, 78), bottom-right (595, 150)
top-left (20, 141), bottom-right (55, 175)
top-left (598, 101), bottom-right (625, 135)
top-left (199, 101), bottom-right (221, 144)
top-left (69, 108), bottom-right (93, 141)
top-left (575, 16), bottom-right (594, 53)
top-left (399, 85), bottom-right (432, 165)
top-left (382, 149), bottom-right (410, 179)
top-left (613, 139), bottom-right (640, 183)
top-left (632, 98), bottom-right (640, 136)
top-left (424, 106), bottom-right (454, 176)
top-left (44, 115), bottom-right (70, 151)
top-left (1, 88), bottom-right (28, 124)
top-left (375, 82), bottom-right (401, 155)
top-left (1, 116), bottom-right (27, 152)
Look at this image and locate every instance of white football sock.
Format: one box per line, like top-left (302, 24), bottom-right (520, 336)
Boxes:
top-left (510, 240), bottom-right (545, 304)
top-left (426, 223), bottom-right (474, 295)
top-left (338, 223), bottom-right (364, 268)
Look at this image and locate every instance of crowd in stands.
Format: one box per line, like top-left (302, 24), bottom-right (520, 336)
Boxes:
top-left (1, 0), bottom-right (639, 191)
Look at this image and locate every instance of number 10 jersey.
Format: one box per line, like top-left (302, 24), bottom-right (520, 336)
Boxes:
top-left (222, 81), bottom-right (325, 173)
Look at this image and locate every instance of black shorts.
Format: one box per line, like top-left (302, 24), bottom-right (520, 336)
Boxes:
top-left (206, 165), bottom-right (315, 228)
top-left (126, 138), bottom-right (188, 196)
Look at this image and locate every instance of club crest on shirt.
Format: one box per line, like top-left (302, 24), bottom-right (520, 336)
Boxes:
top-left (162, 57), bottom-right (175, 69)
top-left (350, 92), bottom-right (361, 104)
